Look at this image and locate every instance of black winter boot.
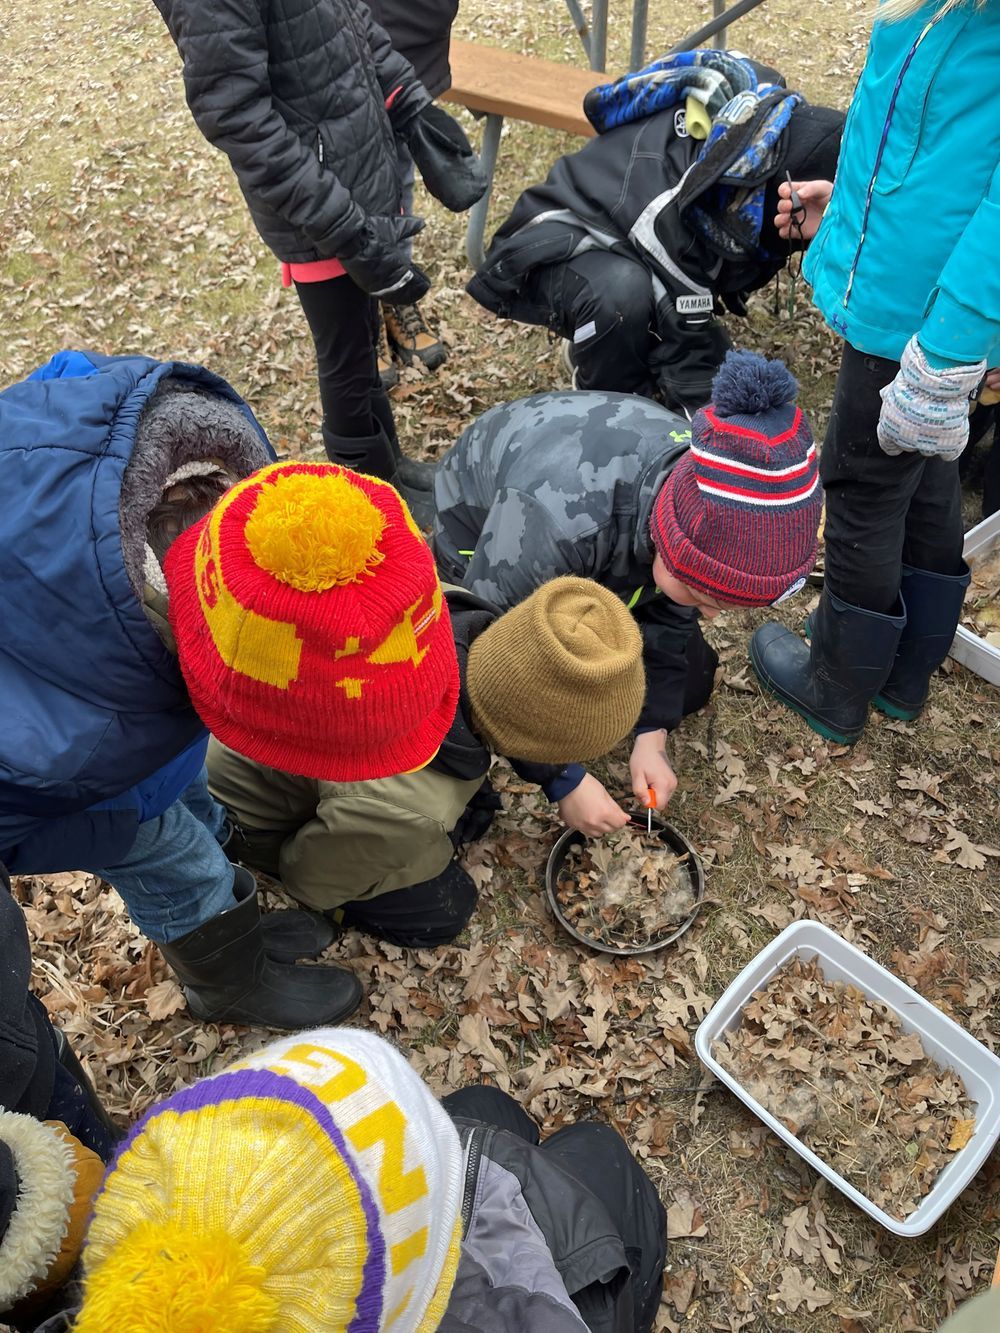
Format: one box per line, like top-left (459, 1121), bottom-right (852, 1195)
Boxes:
top-left (157, 875), bottom-right (362, 1030)
top-left (322, 423), bottom-right (395, 477)
top-left (370, 391), bottom-right (438, 508)
top-left (750, 590), bottom-right (905, 744)
top-left (873, 563), bottom-right (971, 720)
top-left (322, 424), bottom-right (435, 528)
top-left (225, 859), bottom-right (335, 963)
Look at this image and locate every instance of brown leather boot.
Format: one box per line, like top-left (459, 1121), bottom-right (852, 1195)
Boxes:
top-left (377, 314), bottom-right (399, 390)
top-left (383, 301), bottom-right (448, 371)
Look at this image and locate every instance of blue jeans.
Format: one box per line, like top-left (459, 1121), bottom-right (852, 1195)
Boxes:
top-left (89, 768), bottom-right (236, 944)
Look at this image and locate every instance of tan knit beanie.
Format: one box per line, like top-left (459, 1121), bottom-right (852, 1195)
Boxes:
top-left (466, 577), bottom-right (645, 763)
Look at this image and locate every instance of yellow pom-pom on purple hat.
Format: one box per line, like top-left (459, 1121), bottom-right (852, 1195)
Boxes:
top-left (76, 1029), bottom-right (464, 1333)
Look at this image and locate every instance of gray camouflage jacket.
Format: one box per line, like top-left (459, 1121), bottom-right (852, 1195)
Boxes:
top-left (432, 391), bottom-right (697, 733)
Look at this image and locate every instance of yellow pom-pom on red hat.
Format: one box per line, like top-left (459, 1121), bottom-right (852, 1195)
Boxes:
top-left (164, 461), bottom-right (460, 781)
top-left (245, 470), bottom-right (386, 592)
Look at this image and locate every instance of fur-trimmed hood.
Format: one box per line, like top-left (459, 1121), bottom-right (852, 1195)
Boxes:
top-left (0, 351), bottom-right (275, 871)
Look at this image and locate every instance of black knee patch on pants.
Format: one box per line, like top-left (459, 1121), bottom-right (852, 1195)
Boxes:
top-left (339, 859), bottom-right (478, 948)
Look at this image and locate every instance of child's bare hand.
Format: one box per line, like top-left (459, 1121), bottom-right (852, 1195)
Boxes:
top-left (629, 730), bottom-right (678, 810)
top-left (985, 368), bottom-right (1000, 392)
top-left (775, 179), bottom-right (834, 242)
top-left (557, 774), bottom-right (630, 837)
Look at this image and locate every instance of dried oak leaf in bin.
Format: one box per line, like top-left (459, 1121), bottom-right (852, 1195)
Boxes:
top-left (712, 957), bottom-right (977, 1220)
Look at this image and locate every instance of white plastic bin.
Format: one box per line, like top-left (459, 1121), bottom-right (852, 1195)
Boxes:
top-left (694, 921), bottom-right (1000, 1237)
top-left (950, 509), bottom-right (1000, 686)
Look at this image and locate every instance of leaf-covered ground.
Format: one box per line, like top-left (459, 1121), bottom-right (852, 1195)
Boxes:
top-left (3, 1), bottom-right (998, 1330)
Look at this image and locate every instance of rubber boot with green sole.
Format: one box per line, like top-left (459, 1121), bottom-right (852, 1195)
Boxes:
top-left (873, 563), bottom-right (970, 720)
top-left (750, 590), bottom-right (905, 744)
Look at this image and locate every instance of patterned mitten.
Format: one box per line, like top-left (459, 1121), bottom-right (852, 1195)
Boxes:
top-left (878, 336), bottom-right (986, 462)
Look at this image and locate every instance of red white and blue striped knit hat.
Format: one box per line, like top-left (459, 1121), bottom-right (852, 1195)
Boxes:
top-left (651, 351), bottom-right (821, 607)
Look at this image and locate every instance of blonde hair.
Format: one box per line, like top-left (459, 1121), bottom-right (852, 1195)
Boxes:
top-left (878, 0), bottom-right (985, 24)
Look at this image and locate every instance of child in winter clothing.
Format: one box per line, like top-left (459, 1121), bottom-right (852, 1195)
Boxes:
top-left (0, 861), bottom-right (117, 1327)
top-left (153, 0), bottom-right (485, 525)
top-left (67, 1027), bottom-right (667, 1333)
top-left (433, 351), bottom-right (822, 829)
top-left (469, 50), bottom-right (844, 413)
top-left (750, 0), bottom-right (1000, 742)
top-left (369, 0), bottom-right (460, 375)
top-left (208, 576), bottom-right (646, 946)
top-left (0, 352), bottom-right (459, 1032)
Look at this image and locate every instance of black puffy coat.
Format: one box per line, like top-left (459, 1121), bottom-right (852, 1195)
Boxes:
top-left (469, 95), bottom-right (844, 408)
top-left (369, 0), bottom-right (458, 98)
top-left (0, 865), bottom-right (55, 1121)
top-left (153, 0), bottom-right (431, 263)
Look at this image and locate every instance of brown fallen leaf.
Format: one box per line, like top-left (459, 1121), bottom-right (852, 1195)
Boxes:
top-left (948, 1118), bottom-right (976, 1151)
top-left (662, 1266), bottom-right (697, 1315)
top-left (781, 1204), bottom-right (818, 1264)
top-left (666, 1190), bottom-right (709, 1238)
top-left (774, 1264), bottom-right (835, 1313)
top-left (942, 824), bottom-right (1000, 872)
top-left (144, 978), bottom-right (186, 1021)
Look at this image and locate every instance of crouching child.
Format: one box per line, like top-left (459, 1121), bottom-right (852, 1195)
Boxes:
top-left (433, 351), bottom-right (822, 825)
top-left (209, 576), bottom-right (647, 947)
top-left (67, 1027), bottom-right (667, 1332)
top-left (0, 351), bottom-right (460, 1030)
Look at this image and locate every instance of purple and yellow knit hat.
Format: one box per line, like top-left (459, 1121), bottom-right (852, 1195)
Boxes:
top-left (74, 1029), bottom-right (464, 1333)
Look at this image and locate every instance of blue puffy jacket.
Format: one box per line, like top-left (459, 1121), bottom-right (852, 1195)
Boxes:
top-left (0, 351), bottom-right (271, 874)
top-left (805, 0), bottom-right (1000, 366)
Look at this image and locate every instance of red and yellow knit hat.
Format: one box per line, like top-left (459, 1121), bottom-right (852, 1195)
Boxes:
top-left (165, 462), bottom-right (459, 781)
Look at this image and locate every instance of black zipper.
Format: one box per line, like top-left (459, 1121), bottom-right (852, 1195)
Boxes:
top-left (460, 1125), bottom-right (494, 1236)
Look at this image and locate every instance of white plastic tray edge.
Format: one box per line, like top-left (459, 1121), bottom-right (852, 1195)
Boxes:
top-left (694, 921), bottom-right (1000, 1237)
top-left (949, 510), bottom-right (1000, 685)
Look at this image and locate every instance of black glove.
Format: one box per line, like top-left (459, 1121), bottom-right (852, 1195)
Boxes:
top-left (339, 214), bottom-right (431, 305)
top-left (651, 297), bottom-right (731, 414)
top-left (404, 104), bottom-right (488, 213)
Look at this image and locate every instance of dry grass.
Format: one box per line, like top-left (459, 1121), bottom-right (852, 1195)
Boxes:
top-left (3, 2), bottom-right (999, 1331)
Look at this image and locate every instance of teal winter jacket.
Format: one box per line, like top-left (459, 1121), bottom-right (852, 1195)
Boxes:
top-left (804, 0), bottom-right (1000, 367)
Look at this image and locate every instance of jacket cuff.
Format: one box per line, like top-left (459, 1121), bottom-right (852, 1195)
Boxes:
top-left (636, 700), bottom-right (682, 733)
top-left (920, 286), bottom-right (998, 368)
top-left (539, 764), bottom-right (586, 803)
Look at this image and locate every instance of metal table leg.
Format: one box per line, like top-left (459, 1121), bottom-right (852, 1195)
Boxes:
top-left (590, 0), bottom-right (608, 71)
top-left (465, 112), bottom-right (504, 270)
top-left (561, 0), bottom-right (592, 61)
top-left (713, 0), bottom-right (728, 51)
top-left (669, 0), bottom-right (768, 54)
top-left (630, 0), bottom-right (649, 71)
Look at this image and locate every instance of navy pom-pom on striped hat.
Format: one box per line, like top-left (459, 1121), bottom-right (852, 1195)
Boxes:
top-left (651, 351), bottom-right (821, 607)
